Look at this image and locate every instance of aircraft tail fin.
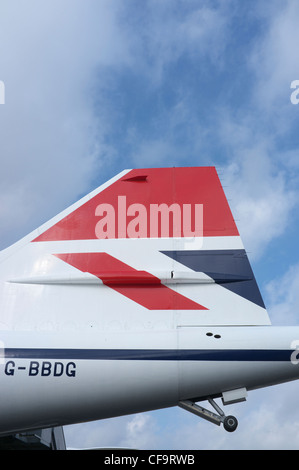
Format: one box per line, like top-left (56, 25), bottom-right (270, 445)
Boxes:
top-left (0, 167), bottom-right (271, 330)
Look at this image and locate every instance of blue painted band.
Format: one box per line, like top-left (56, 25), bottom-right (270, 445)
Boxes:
top-left (2, 348), bottom-right (295, 362)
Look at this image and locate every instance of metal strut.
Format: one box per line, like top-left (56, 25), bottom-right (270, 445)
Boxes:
top-left (178, 399), bottom-right (238, 432)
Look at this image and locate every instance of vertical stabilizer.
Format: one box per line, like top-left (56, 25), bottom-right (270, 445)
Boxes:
top-left (0, 167), bottom-right (271, 330)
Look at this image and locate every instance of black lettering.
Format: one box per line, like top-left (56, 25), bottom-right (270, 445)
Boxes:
top-left (54, 362), bottom-right (64, 377)
top-left (66, 362), bottom-right (76, 377)
top-left (29, 361), bottom-right (39, 376)
top-left (5, 360), bottom-right (77, 377)
top-left (5, 361), bottom-right (15, 376)
top-left (41, 361), bottom-right (52, 376)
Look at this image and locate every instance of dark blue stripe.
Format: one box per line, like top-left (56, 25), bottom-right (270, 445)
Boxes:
top-left (3, 348), bottom-right (294, 362)
top-left (161, 249), bottom-right (265, 308)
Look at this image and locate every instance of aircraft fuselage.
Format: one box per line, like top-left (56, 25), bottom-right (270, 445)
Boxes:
top-left (0, 325), bottom-right (298, 435)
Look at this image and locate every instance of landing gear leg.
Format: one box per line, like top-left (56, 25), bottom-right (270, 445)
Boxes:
top-left (179, 398), bottom-right (238, 432)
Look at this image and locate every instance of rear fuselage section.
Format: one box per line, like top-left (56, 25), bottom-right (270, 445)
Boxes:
top-left (0, 325), bottom-right (298, 435)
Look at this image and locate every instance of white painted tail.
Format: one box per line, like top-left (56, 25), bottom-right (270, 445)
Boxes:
top-left (0, 167), bottom-right (270, 331)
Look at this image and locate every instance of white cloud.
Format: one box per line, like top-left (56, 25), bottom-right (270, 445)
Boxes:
top-left (266, 262), bottom-right (299, 325)
top-left (215, 112), bottom-right (298, 259)
top-left (120, 1), bottom-right (232, 86)
top-left (0, 0), bottom-right (133, 248)
top-left (120, 414), bottom-right (158, 449)
top-left (223, 156), bottom-right (297, 259)
top-left (250, 0), bottom-right (299, 111)
top-left (64, 413), bottom-right (158, 450)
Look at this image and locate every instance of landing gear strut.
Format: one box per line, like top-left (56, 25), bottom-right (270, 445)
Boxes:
top-left (179, 398), bottom-right (238, 432)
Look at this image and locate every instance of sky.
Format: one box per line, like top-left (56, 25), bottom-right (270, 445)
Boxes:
top-left (1, 0), bottom-right (299, 450)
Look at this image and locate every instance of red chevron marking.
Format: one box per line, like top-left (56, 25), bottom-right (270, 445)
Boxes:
top-left (55, 252), bottom-right (207, 311)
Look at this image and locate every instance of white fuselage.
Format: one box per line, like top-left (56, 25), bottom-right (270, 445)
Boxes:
top-left (0, 325), bottom-right (299, 436)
